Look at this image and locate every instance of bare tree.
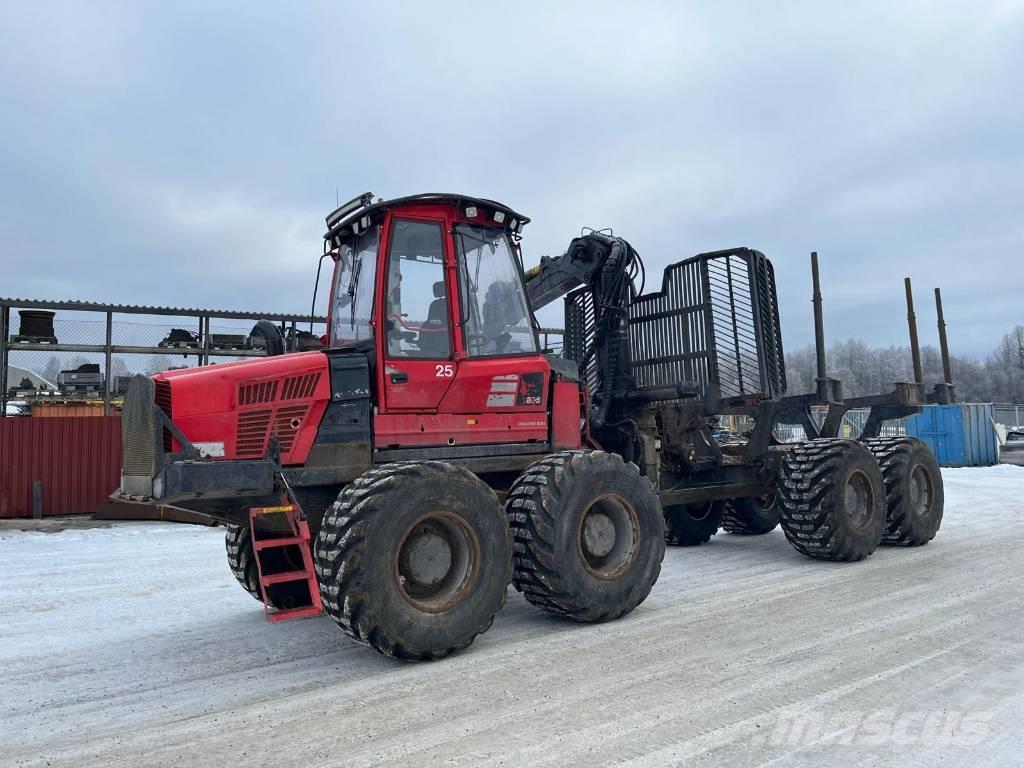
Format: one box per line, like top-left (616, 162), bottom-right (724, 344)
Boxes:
top-left (783, 327), bottom-right (1024, 403)
top-left (988, 326), bottom-right (1024, 402)
top-left (42, 355), bottom-right (62, 385)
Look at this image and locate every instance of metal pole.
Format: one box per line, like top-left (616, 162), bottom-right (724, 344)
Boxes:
top-left (905, 278), bottom-right (923, 384)
top-left (197, 316), bottom-right (204, 366)
top-left (934, 287), bottom-right (953, 384)
top-left (0, 305), bottom-right (8, 417)
top-left (202, 316), bottom-right (210, 366)
top-left (811, 252), bottom-right (827, 383)
top-left (103, 310), bottom-right (113, 415)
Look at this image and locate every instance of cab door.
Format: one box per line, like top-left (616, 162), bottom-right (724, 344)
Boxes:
top-left (379, 216), bottom-right (457, 412)
top-left (435, 221), bottom-right (551, 441)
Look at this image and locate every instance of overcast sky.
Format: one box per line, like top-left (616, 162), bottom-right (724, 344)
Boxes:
top-left (1, 2), bottom-right (1021, 358)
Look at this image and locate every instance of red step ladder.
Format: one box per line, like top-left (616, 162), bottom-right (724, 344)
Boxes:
top-left (248, 504), bottom-right (323, 623)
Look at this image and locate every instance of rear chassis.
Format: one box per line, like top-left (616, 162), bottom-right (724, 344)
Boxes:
top-left (558, 245), bottom-right (955, 507)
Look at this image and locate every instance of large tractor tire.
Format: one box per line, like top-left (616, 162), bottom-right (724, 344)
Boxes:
top-left (663, 501), bottom-right (725, 546)
top-left (722, 493), bottom-right (780, 535)
top-left (865, 437), bottom-right (944, 546)
top-left (777, 439), bottom-right (886, 561)
top-left (314, 461), bottom-right (512, 661)
top-left (224, 524), bottom-right (310, 609)
top-left (250, 319), bottom-right (285, 356)
top-left (507, 450), bottom-right (665, 622)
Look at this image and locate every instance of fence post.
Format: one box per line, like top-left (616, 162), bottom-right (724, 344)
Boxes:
top-left (103, 310), bottom-right (113, 415)
top-left (0, 304), bottom-right (8, 417)
top-left (32, 480), bottom-right (43, 520)
top-left (202, 316), bottom-right (210, 366)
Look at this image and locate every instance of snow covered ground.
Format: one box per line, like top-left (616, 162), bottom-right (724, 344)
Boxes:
top-left (1, 465), bottom-right (1022, 767)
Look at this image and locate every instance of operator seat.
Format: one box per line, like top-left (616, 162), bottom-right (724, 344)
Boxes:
top-left (418, 281), bottom-right (449, 357)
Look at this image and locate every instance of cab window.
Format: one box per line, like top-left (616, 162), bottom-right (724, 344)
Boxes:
top-left (384, 220), bottom-right (451, 359)
top-left (330, 227), bottom-right (379, 347)
top-left (455, 225), bottom-right (538, 356)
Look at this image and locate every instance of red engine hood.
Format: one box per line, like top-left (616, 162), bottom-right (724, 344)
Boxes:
top-left (156, 351), bottom-right (331, 464)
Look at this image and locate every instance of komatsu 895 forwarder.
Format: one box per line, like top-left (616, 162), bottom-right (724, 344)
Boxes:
top-left (115, 192), bottom-right (954, 660)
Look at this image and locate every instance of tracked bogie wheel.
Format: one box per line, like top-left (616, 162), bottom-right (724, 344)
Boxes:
top-left (663, 501), bottom-right (725, 546)
top-left (777, 439), bottom-right (886, 561)
top-left (864, 437), bottom-right (944, 546)
top-left (313, 461), bottom-right (512, 661)
top-left (722, 493), bottom-right (780, 535)
top-left (224, 524), bottom-right (310, 608)
top-left (507, 450), bottom-right (665, 622)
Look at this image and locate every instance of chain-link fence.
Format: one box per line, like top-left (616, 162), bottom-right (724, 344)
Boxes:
top-left (2, 298), bottom-right (324, 415)
top-left (993, 403), bottom-right (1024, 429)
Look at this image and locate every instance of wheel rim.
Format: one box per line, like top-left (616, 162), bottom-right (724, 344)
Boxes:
top-left (577, 494), bottom-right (640, 580)
top-left (909, 465), bottom-right (933, 518)
top-left (844, 470), bottom-right (874, 528)
top-left (752, 493), bottom-right (776, 514)
top-left (395, 511), bottom-right (480, 613)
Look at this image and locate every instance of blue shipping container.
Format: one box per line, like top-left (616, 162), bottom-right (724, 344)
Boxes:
top-left (903, 404), bottom-right (999, 467)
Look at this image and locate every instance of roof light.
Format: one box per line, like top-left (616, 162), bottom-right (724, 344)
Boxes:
top-left (360, 215), bottom-right (370, 229)
top-left (465, 205), bottom-right (478, 218)
top-left (493, 210), bottom-right (506, 224)
top-left (509, 218), bottom-right (518, 230)
top-left (351, 220), bottom-right (361, 235)
top-left (325, 191), bottom-right (374, 229)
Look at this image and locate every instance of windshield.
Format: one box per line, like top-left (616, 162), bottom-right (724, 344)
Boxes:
top-left (330, 227), bottom-right (379, 347)
top-left (455, 225), bottom-right (538, 356)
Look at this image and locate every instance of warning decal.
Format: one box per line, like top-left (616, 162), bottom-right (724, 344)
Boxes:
top-left (486, 374), bottom-right (519, 407)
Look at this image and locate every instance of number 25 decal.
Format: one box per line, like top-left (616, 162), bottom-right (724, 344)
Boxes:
top-left (435, 363), bottom-right (454, 377)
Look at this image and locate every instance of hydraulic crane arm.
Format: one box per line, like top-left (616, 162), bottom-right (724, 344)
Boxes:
top-left (523, 234), bottom-right (615, 311)
top-left (523, 233), bottom-right (691, 428)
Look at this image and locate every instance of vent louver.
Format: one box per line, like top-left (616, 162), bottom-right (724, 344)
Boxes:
top-left (238, 380), bottom-right (279, 405)
top-left (236, 409), bottom-right (272, 457)
top-left (281, 372), bottom-right (321, 400)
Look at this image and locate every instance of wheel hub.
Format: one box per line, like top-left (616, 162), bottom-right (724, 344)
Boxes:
top-left (582, 513), bottom-right (616, 558)
top-left (395, 513), bottom-right (479, 613)
top-left (401, 528), bottom-right (453, 586)
top-left (844, 470), bottom-right (874, 528)
top-left (577, 494), bottom-right (641, 580)
top-left (909, 465), bottom-right (933, 517)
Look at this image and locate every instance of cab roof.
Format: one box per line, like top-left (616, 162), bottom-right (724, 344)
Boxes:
top-left (324, 192), bottom-right (530, 246)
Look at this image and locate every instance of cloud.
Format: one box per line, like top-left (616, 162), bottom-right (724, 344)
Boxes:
top-left (1, 1), bottom-right (1022, 358)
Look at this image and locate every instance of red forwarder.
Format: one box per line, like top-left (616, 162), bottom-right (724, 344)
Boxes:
top-left (115, 192), bottom-right (952, 659)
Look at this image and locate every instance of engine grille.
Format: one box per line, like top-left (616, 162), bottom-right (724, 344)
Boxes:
top-left (564, 247), bottom-right (786, 403)
top-left (235, 404), bottom-right (311, 458)
top-left (273, 405), bottom-right (310, 452)
top-left (237, 409), bottom-right (273, 457)
top-left (234, 371), bottom-right (320, 458)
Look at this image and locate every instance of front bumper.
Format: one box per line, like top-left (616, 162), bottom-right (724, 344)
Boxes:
top-left (114, 374), bottom-right (276, 504)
